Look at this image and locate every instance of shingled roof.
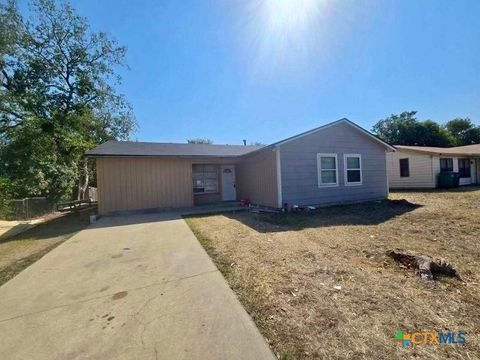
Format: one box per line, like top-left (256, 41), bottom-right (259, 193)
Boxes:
top-left (86, 118), bottom-right (396, 158)
top-left (85, 141), bottom-right (263, 157)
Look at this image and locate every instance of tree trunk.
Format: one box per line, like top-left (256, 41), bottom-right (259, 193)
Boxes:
top-left (77, 158), bottom-right (89, 200)
top-left (387, 249), bottom-right (461, 281)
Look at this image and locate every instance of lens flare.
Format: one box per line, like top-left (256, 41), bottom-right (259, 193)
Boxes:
top-left (243, 0), bottom-right (328, 76)
top-left (262, 0), bottom-right (322, 35)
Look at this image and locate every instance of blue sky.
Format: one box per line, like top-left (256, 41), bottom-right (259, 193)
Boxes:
top-left (67, 0), bottom-right (479, 144)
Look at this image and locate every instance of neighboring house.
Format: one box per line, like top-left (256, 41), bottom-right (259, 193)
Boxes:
top-left (86, 119), bottom-right (395, 215)
top-left (387, 145), bottom-right (480, 189)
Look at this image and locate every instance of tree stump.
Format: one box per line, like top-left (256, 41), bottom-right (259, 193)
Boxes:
top-left (387, 249), bottom-right (461, 281)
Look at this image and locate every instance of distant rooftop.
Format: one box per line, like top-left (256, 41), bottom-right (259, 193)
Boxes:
top-left (86, 141), bottom-right (264, 157)
top-left (395, 144), bottom-right (480, 156)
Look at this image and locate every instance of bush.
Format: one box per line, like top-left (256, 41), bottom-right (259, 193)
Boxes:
top-left (0, 178), bottom-right (15, 220)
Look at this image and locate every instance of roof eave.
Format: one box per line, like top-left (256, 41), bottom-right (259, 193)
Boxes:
top-left (394, 147), bottom-right (480, 157)
top-left (85, 153), bottom-right (250, 159)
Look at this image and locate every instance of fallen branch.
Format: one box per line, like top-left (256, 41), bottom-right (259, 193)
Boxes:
top-left (387, 249), bottom-right (462, 282)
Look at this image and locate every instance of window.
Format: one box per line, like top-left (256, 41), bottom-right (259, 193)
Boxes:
top-left (317, 154), bottom-right (338, 186)
top-left (192, 164), bottom-right (218, 193)
top-left (399, 158), bottom-right (410, 177)
top-left (344, 154), bottom-right (362, 185)
top-left (440, 158), bottom-right (453, 172)
top-left (458, 158), bottom-right (471, 178)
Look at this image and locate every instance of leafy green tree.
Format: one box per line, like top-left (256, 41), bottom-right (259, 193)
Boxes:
top-left (0, 0), bottom-right (136, 201)
top-left (416, 120), bottom-right (453, 147)
top-left (445, 118), bottom-right (480, 146)
top-left (1, 119), bottom-right (77, 198)
top-left (187, 138), bottom-right (213, 144)
top-left (0, 0), bottom-right (21, 59)
top-left (372, 111), bottom-right (453, 147)
top-left (372, 111), bottom-right (418, 145)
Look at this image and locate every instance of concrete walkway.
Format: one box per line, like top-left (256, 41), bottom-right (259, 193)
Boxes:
top-left (0, 213), bottom-right (274, 360)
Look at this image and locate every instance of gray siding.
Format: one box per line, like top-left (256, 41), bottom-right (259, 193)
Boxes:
top-left (279, 122), bottom-right (388, 206)
top-left (236, 148), bottom-right (278, 208)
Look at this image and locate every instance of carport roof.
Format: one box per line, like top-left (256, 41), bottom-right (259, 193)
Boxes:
top-left (86, 141), bottom-right (264, 157)
top-left (395, 144), bottom-right (480, 156)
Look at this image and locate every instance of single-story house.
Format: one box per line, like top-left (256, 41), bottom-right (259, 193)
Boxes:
top-left (387, 144), bottom-right (480, 189)
top-left (86, 118), bottom-right (396, 215)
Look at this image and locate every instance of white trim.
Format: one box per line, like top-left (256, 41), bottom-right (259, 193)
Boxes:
top-left (274, 119), bottom-right (396, 152)
top-left (275, 146), bottom-right (283, 208)
top-left (344, 154), bottom-right (363, 186)
top-left (317, 153), bottom-right (339, 187)
top-left (386, 153), bottom-right (390, 197)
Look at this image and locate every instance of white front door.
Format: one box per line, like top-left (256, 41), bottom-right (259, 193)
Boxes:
top-left (221, 165), bottom-right (236, 201)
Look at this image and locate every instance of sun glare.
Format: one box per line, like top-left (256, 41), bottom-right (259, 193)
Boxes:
top-left (262, 0), bottom-right (322, 36)
top-left (244, 0), bottom-right (328, 77)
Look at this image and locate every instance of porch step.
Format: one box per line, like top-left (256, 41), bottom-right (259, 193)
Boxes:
top-left (181, 202), bottom-right (244, 216)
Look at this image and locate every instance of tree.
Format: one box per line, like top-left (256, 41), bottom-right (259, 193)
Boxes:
top-left (372, 111), bottom-right (453, 147)
top-left (0, 0), bottom-right (21, 60)
top-left (187, 138), bottom-right (213, 144)
top-left (0, 0), bottom-right (136, 201)
top-left (445, 118), bottom-right (480, 146)
top-left (416, 120), bottom-right (452, 147)
top-left (249, 141), bottom-right (266, 146)
top-left (372, 111), bottom-right (418, 145)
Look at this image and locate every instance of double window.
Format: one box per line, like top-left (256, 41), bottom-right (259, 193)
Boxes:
top-left (458, 159), bottom-right (471, 178)
top-left (344, 154), bottom-right (362, 185)
top-left (440, 158), bottom-right (453, 172)
top-left (317, 153), bottom-right (363, 186)
top-left (192, 164), bottom-right (218, 193)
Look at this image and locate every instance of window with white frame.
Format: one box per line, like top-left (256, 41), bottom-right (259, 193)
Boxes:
top-left (344, 154), bottom-right (362, 185)
top-left (317, 154), bottom-right (338, 186)
top-left (192, 164), bottom-right (218, 193)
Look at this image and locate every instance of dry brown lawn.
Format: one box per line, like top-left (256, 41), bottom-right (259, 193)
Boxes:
top-left (0, 210), bottom-right (92, 286)
top-left (185, 189), bottom-right (480, 359)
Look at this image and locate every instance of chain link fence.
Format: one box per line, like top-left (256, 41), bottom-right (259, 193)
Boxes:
top-left (1, 187), bottom-right (98, 221)
top-left (11, 197), bottom-right (57, 221)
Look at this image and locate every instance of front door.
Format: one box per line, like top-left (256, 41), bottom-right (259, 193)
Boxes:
top-left (221, 165), bottom-right (236, 201)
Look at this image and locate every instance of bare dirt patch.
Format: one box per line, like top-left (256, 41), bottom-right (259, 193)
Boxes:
top-left (185, 189), bottom-right (480, 359)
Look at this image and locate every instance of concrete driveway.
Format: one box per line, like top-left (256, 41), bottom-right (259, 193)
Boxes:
top-left (0, 213), bottom-right (274, 360)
